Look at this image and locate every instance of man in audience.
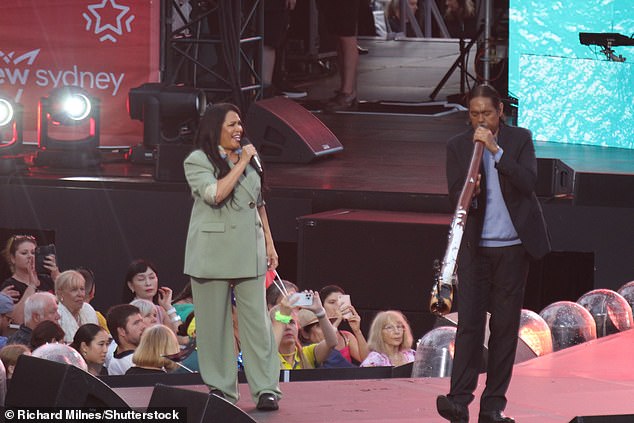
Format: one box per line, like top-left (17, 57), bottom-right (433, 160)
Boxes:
top-left (106, 304), bottom-right (147, 375)
top-left (7, 292), bottom-right (60, 347)
top-left (0, 293), bottom-right (15, 348)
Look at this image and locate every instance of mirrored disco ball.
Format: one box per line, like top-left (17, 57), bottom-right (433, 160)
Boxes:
top-left (577, 289), bottom-right (633, 337)
top-left (412, 326), bottom-right (456, 378)
top-left (539, 301), bottom-right (597, 351)
top-left (32, 343), bottom-right (88, 371)
top-left (519, 309), bottom-right (553, 357)
top-left (617, 280), bottom-right (634, 312)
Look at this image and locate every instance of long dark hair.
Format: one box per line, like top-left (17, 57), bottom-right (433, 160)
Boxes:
top-left (122, 259), bottom-right (160, 304)
top-left (469, 84), bottom-right (501, 107)
top-left (469, 84), bottom-right (505, 123)
top-left (70, 323), bottom-right (106, 354)
top-left (193, 103), bottom-right (243, 204)
top-left (194, 103), bottom-right (241, 177)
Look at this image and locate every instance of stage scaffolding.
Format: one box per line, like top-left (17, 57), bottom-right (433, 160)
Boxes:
top-left (161, 0), bottom-right (263, 113)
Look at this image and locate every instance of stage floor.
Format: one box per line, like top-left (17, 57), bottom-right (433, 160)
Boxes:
top-left (115, 329), bottom-right (634, 422)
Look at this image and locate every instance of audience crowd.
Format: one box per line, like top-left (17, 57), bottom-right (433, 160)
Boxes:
top-left (0, 234), bottom-right (419, 409)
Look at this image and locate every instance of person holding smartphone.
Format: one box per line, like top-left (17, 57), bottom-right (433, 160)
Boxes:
top-left (271, 291), bottom-right (338, 369)
top-left (319, 285), bottom-right (370, 364)
top-left (1, 235), bottom-right (59, 324)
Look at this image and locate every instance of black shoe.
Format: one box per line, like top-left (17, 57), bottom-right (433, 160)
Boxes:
top-left (436, 395), bottom-right (468, 423)
top-left (357, 45), bottom-right (369, 55)
top-left (478, 410), bottom-right (515, 423)
top-left (256, 393), bottom-right (279, 411)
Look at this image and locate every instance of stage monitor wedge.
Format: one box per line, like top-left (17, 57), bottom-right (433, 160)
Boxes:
top-left (148, 384), bottom-right (256, 423)
top-left (6, 355), bottom-right (129, 408)
top-left (246, 96), bottom-right (343, 164)
top-left (569, 415), bottom-right (634, 423)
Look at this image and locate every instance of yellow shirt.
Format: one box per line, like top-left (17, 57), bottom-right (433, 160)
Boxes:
top-left (278, 344), bottom-right (317, 369)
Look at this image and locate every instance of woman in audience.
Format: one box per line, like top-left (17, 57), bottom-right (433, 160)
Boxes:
top-left (1, 235), bottom-right (59, 324)
top-left (78, 268), bottom-right (109, 333)
top-left (70, 323), bottom-right (110, 376)
top-left (386, 0), bottom-right (419, 35)
top-left (266, 279), bottom-right (298, 310)
top-left (55, 270), bottom-right (98, 343)
top-left (271, 291), bottom-right (338, 369)
top-left (172, 282), bottom-right (194, 323)
top-left (0, 344), bottom-right (30, 382)
top-left (125, 324), bottom-right (180, 375)
top-left (30, 320), bottom-right (65, 350)
top-left (130, 298), bottom-right (160, 326)
top-left (319, 285), bottom-right (369, 364)
top-left (122, 259), bottom-right (181, 335)
top-left (298, 309), bottom-right (355, 368)
top-left (360, 310), bottom-right (415, 367)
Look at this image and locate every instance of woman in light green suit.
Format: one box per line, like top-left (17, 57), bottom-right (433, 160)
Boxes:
top-left (183, 103), bottom-right (281, 410)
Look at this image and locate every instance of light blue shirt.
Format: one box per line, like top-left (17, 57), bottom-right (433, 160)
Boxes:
top-left (480, 146), bottom-right (521, 248)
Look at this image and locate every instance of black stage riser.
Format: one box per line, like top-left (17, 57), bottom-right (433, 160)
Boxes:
top-left (574, 172), bottom-right (634, 207)
top-left (296, 209), bottom-right (452, 338)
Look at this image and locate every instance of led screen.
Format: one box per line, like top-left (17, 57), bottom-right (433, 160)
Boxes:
top-left (509, 1), bottom-right (634, 148)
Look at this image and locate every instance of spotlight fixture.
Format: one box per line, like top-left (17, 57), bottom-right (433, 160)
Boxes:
top-left (35, 86), bottom-right (101, 168)
top-left (0, 93), bottom-right (25, 174)
top-left (127, 83), bottom-right (206, 163)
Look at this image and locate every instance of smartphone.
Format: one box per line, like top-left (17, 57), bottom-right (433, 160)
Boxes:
top-left (290, 291), bottom-right (314, 307)
top-left (338, 294), bottom-right (353, 318)
top-left (35, 244), bottom-right (56, 275)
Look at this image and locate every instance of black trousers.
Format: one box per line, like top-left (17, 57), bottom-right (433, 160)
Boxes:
top-left (448, 244), bottom-right (529, 412)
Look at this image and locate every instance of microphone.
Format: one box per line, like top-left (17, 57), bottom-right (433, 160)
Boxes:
top-left (240, 137), bottom-right (263, 175)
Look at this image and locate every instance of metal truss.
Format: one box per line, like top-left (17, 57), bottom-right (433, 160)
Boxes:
top-left (161, 0), bottom-right (263, 113)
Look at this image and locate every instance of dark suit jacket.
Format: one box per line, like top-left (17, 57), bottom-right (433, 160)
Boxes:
top-left (446, 123), bottom-right (551, 262)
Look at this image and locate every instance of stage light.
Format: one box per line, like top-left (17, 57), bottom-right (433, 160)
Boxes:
top-left (0, 93), bottom-right (25, 174)
top-left (412, 326), bottom-right (456, 378)
top-left (35, 86), bottom-right (101, 168)
top-left (539, 301), bottom-right (597, 351)
top-left (577, 289), bottom-right (633, 337)
top-left (518, 309), bottom-right (553, 358)
top-left (0, 98), bottom-right (14, 127)
top-left (617, 280), bottom-right (634, 312)
top-left (127, 83), bottom-right (206, 163)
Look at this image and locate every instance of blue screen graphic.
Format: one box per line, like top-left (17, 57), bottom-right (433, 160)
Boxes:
top-left (508, 0), bottom-right (634, 148)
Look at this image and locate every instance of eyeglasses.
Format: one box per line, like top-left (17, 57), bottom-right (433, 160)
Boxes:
top-left (382, 324), bottom-right (405, 333)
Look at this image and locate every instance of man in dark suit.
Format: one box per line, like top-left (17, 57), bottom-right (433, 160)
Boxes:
top-left (437, 85), bottom-right (551, 423)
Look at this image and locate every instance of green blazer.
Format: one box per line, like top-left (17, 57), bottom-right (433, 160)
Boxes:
top-left (183, 149), bottom-right (267, 279)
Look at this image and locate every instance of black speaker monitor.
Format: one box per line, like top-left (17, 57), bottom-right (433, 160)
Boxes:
top-left (155, 143), bottom-right (193, 182)
top-left (536, 158), bottom-right (574, 197)
top-left (246, 96), bottom-right (343, 163)
top-left (569, 415), bottom-right (634, 422)
top-left (6, 355), bottom-right (129, 408)
top-left (148, 384), bottom-right (256, 423)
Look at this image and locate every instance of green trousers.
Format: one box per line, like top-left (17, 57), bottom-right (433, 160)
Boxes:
top-left (191, 275), bottom-right (282, 404)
